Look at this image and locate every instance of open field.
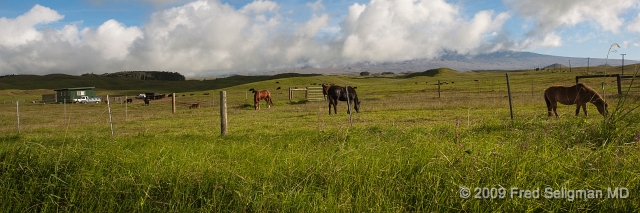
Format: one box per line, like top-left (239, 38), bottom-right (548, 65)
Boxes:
top-left (1, 67), bottom-right (640, 212)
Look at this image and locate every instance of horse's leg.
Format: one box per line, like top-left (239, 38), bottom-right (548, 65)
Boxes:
top-left (552, 102), bottom-right (559, 118)
top-left (575, 104), bottom-right (581, 116)
top-left (333, 100), bottom-right (338, 114)
top-left (254, 99), bottom-right (260, 110)
top-left (582, 103), bottom-right (588, 117)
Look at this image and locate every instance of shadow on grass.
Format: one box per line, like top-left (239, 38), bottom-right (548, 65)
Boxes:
top-left (0, 134), bottom-right (21, 143)
top-left (289, 100), bottom-right (308, 105)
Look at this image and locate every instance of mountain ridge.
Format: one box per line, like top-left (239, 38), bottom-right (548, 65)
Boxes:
top-left (257, 51), bottom-right (637, 76)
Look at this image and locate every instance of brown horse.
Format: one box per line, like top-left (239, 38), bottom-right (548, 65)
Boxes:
top-left (544, 83), bottom-right (608, 118)
top-left (252, 89), bottom-right (274, 110)
top-left (322, 83), bottom-right (331, 100)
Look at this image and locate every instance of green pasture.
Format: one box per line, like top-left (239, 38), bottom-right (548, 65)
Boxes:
top-left (1, 67), bottom-right (640, 212)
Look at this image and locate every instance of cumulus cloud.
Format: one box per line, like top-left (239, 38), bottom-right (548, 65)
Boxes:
top-left (339, 0), bottom-right (509, 62)
top-left (0, 4), bottom-right (64, 47)
top-left (81, 20), bottom-right (143, 60)
top-left (505, 0), bottom-right (638, 48)
top-left (0, 0), bottom-right (514, 77)
top-left (0, 4), bottom-right (141, 75)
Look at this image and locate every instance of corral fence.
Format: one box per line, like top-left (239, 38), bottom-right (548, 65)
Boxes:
top-left (575, 74), bottom-right (636, 95)
top-left (289, 87), bottom-right (324, 102)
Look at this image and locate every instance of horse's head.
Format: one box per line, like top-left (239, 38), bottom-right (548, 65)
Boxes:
top-left (354, 100), bottom-right (361, 113)
top-left (593, 99), bottom-right (609, 116)
top-left (322, 84), bottom-right (330, 95)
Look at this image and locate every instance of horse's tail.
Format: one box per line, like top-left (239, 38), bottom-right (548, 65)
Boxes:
top-left (268, 93), bottom-right (274, 105)
top-left (544, 90), bottom-right (551, 109)
top-left (266, 91), bottom-right (274, 105)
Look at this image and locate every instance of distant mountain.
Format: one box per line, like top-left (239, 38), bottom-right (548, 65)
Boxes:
top-left (544, 63), bottom-right (568, 69)
top-left (267, 51), bottom-right (637, 75)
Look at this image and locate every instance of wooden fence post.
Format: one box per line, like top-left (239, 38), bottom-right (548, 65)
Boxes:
top-left (220, 91), bottom-right (227, 135)
top-left (289, 87), bottom-right (293, 101)
top-left (616, 74), bottom-right (622, 95)
top-left (506, 73), bottom-right (514, 120)
top-left (107, 95), bottom-right (114, 137)
top-left (16, 100), bottom-right (20, 134)
top-left (438, 80), bottom-right (441, 98)
top-left (172, 93), bottom-right (176, 114)
top-left (125, 95), bottom-right (128, 121)
top-left (345, 85), bottom-right (352, 126)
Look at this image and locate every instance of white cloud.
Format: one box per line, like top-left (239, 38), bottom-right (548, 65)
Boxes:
top-left (340, 0), bottom-right (509, 62)
top-left (0, 0), bottom-right (514, 77)
top-left (505, 0), bottom-right (638, 48)
top-left (81, 19), bottom-right (143, 60)
top-left (0, 4), bottom-right (64, 47)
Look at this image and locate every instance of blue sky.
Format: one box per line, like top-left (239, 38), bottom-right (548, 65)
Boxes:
top-left (1, 0), bottom-right (639, 77)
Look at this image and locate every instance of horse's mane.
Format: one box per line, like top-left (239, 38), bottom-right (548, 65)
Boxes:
top-left (576, 83), bottom-right (603, 100)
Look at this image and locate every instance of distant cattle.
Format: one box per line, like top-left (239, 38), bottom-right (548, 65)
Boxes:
top-left (276, 82), bottom-right (279, 84)
top-left (276, 87), bottom-right (281, 90)
top-left (126, 99), bottom-right (133, 103)
top-left (190, 94), bottom-right (194, 96)
top-left (189, 103), bottom-right (200, 109)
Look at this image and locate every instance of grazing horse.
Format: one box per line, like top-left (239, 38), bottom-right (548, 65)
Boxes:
top-left (189, 103), bottom-right (200, 109)
top-left (252, 89), bottom-right (274, 110)
top-left (327, 85), bottom-right (360, 115)
top-left (544, 83), bottom-right (608, 118)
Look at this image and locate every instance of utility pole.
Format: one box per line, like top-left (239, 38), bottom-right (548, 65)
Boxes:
top-left (569, 59), bottom-right (571, 72)
top-left (587, 57), bottom-right (590, 74)
top-left (621, 54), bottom-right (626, 76)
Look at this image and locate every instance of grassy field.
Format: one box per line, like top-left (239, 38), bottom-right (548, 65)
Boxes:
top-left (1, 67), bottom-right (640, 212)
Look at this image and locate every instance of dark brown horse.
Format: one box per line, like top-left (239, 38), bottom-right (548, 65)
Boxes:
top-left (327, 85), bottom-right (360, 114)
top-left (252, 89), bottom-right (274, 110)
top-left (544, 83), bottom-right (608, 117)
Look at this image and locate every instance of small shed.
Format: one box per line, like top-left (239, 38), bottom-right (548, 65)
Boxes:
top-left (53, 87), bottom-right (97, 103)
